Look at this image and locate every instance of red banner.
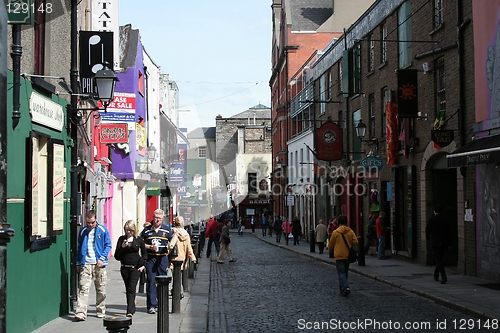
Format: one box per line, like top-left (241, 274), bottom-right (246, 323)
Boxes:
top-left (397, 69), bottom-right (418, 118)
top-left (386, 91), bottom-right (399, 165)
top-left (100, 123), bottom-right (129, 143)
top-left (316, 121), bottom-right (343, 161)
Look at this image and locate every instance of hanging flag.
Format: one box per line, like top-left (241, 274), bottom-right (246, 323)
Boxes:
top-left (386, 91), bottom-right (399, 165)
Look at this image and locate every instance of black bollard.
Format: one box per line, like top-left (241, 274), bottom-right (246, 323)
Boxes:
top-left (155, 275), bottom-right (171, 333)
top-left (103, 316), bottom-right (132, 333)
top-left (171, 260), bottom-right (183, 313)
top-left (309, 230), bottom-right (315, 252)
top-left (188, 244), bottom-right (196, 278)
top-left (357, 236), bottom-right (365, 266)
top-left (182, 269), bottom-right (189, 292)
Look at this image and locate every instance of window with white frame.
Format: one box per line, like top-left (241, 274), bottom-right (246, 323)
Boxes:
top-left (198, 146), bottom-right (207, 158)
top-left (368, 34), bottom-right (375, 72)
top-left (398, 1), bottom-right (413, 68)
top-left (319, 74), bottom-right (326, 115)
top-left (435, 57), bottom-right (446, 116)
top-left (381, 23), bottom-right (387, 64)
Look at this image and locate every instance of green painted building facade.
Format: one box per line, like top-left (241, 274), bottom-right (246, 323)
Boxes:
top-left (6, 72), bottom-right (72, 332)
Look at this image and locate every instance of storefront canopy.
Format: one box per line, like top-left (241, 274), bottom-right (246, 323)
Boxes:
top-left (447, 134), bottom-right (500, 168)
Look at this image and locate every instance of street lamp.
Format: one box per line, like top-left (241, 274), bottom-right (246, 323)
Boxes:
top-left (93, 63), bottom-right (119, 110)
top-left (147, 143), bottom-right (157, 162)
top-left (356, 119), bottom-right (379, 151)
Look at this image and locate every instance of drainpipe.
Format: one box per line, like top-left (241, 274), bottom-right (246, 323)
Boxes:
top-left (69, 0), bottom-right (79, 309)
top-left (11, 24), bottom-right (21, 129)
top-left (457, 0), bottom-right (470, 148)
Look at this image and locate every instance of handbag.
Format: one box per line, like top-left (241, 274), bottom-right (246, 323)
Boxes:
top-left (167, 234), bottom-right (179, 260)
top-left (341, 233), bottom-right (358, 263)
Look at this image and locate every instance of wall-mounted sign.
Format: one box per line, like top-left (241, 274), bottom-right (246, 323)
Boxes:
top-left (29, 92), bottom-right (64, 131)
top-left (360, 156), bottom-right (384, 174)
top-left (397, 69), bottom-right (419, 118)
top-left (100, 123), bottom-right (129, 143)
top-left (7, 0), bottom-right (33, 24)
top-left (79, 31), bottom-right (114, 95)
top-left (431, 130), bottom-right (454, 148)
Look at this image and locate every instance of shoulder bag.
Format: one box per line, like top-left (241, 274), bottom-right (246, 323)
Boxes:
top-left (340, 233), bottom-right (358, 263)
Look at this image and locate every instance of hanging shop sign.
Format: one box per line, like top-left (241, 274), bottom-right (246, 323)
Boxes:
top-left (316, 121), bottom-right (343, 161)
top-left (360, 156), bottom-right (384, 176)
top-left (397, 69), bottom-right (418, 118)
top-left (431, 130), bottom-right (454, 148)
top-left (100, 123), bottom-right (129, 143)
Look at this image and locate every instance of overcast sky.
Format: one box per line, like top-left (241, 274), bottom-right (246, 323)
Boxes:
top-left (119, 0), bottom-right (272, 132)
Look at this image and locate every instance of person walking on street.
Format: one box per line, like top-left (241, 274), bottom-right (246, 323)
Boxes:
top-left (170, 215), bottom-right (197, 297)
top-left (198, 219), bottom-right (206, 257)
top-left (140, 208), bottom-right (174, 314)
top-left (426, 204), bottom-right (450, 284)
top-left (237, 217), bottom-right (244, 236)
top-left (206, 214), bottom-right (221, 258)
top-left (291, 216), bottom-right (301, 245)
top-left (74, 210), bottom-right (112, 321)
top-left (328, 215), bottom-right (358, 297)
top-left (327, 217), bottom-right (338, 242)
top-left (217, 219), bottom-right (236, 263)
top-left (114, 220), bottom-right (147, 317)
top-left (261, 213), bottom-right (267, 236)
top-left (315, 219), bottom-right (328, 254)
top-left (251, 216), bottom-right (255, 233)
top-left (268, 215), bottom-right (274, 237)
top-left (364, 212), bottom-right (379, 255)
top-left (376, 211), bottom-right (389, 260)
top-left (282, 218), bottom-right (292, 245)
top-left (274, 215), bottom-right (283, 243)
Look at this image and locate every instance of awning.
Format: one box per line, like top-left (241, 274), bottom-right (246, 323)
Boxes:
top-left (447, 134), bottom-right (500, 168)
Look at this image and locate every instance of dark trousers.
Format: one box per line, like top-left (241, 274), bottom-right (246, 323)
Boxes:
top-left (120, 266), bottom-right (141, 314)
top-left (293, 234), bottom-right (300, 245)
top-left (206, 236), bottom-right (220, 258)
top-left (432, 247), bottom-right (447, 281)
top-left (198, 231), bottom-right (206, 257)
top-left (284, 233), bottom-right (290, 245)
top-left (145, 257), bottom-right (168, 309)
top-left (275, 229), bottom-right (282, 242)
top-left (317, 241), bottom-right (325, 254)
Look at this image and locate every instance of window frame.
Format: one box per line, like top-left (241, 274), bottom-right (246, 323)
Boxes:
top-left (198, 146), bottom-right (207, 158)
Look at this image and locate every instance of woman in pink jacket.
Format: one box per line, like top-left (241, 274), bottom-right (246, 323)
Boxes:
top-left (282, 218), bottom-right (292, 245)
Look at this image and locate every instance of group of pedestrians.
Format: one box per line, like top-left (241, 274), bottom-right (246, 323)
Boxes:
top-left (73, 208), bottom-right (198, 321)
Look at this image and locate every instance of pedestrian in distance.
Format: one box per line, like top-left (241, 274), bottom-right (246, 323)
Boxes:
top-left (237, 217), bottom-right (244, 236)
top-left (206, 214), bottom-right (221, 258)
top-left (364, 212), bottom-right (379, 255)
top-left (251, 216), bottom-right (255, 233)
top-left (74, 210), bottom-right (112, 321)
top-left (198, 219), bottom-right (206, 257)
top-left (282, 218), bottom-right (292, 245)
top-left (328, 215), bottom-right (358, 297)
top-left (291, 216), bottom-right (301, 245)
top-left (140, 208), bottom-right (174, 314)
top-left (426, 204), bottom-right (450, 284)
top-left (261, 213), bottom-right (267, 236)
top-left (268, 215), bottom-right (274, 237)
top-left (113, 220), bottom-right (147, 317)
top-left (274, 215), bottom-right (283, 243)
top-left (376, 211), bottom-right (389, 260)
top-left (217, 219), bottom-right (236, 263)
top-left (327, 216), bottom-right (338, 244)
top-left (315, 219), bottom-right (328, 254)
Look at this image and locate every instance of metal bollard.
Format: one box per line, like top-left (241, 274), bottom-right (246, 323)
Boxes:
top-left (103, 316), bottom-right (132, 333)
top-left (309, 230), bottom-right (315, 252)
top-left (155, 275), bottom-right (171, 333)
top-left (188, 244), bottom-right (196, 278)
top-left (182, 269), bottom-right (189, 292)
top-left (357, 236), bottom-right (365, 266)
top-left (171, 260), bottom-right (183, 313)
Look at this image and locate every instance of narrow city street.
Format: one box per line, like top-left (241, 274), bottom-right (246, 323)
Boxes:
top-left (207, 234), bottom-right (478, 333)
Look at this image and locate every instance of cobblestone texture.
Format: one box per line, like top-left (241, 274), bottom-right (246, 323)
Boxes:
top-left (208, 235), bottom-right (482, 333)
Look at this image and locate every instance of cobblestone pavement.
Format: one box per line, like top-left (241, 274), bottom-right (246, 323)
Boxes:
top-left (208, 234), bottom-right (484, 333)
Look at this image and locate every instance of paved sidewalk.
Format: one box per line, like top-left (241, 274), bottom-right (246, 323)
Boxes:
top-left (254, 231), bottom-right (500, 321)
top-left (33, 255), bottom-right (211, 333)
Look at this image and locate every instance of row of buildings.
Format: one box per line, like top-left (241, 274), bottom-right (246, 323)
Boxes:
top-left (2, 1), bottom-right (275, 332)
top-left (270, 0), bottom-right (500, 284)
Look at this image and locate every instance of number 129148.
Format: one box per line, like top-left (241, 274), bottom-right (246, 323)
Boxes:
top-left (7, 1), bottom-right (53, 14)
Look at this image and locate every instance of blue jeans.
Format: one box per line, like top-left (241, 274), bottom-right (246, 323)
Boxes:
top-left (377, 235), bottom-right (386, 259)
top-left (145, 256), bottom-right (169, 309)
top-left (207, 236), bottom-right (220, 257)
top-left (336, 260), bottom-right (350, 292)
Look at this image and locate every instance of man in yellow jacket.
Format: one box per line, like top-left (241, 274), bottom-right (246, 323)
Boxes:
top-left (327, 216), bottom-right (358, 296)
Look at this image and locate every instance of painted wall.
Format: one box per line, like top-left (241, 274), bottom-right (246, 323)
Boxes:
top-left (6, 75), bottom-right (72, 332)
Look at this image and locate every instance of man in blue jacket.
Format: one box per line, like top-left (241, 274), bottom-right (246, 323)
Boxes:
top-left (74, 210), bottom-right (112, 321)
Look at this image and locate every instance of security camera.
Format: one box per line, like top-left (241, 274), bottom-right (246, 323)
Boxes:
top-left (423, 62), bottom-right (429, 74)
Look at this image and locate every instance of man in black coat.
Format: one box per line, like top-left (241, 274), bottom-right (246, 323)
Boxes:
top-left (425, 204), bottom-right (450, 284)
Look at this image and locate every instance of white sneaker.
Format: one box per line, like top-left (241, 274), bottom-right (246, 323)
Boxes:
top-left (74, 313), bottom-right (86, 321)
top-left (97, 313), bottom-right (105, 318)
